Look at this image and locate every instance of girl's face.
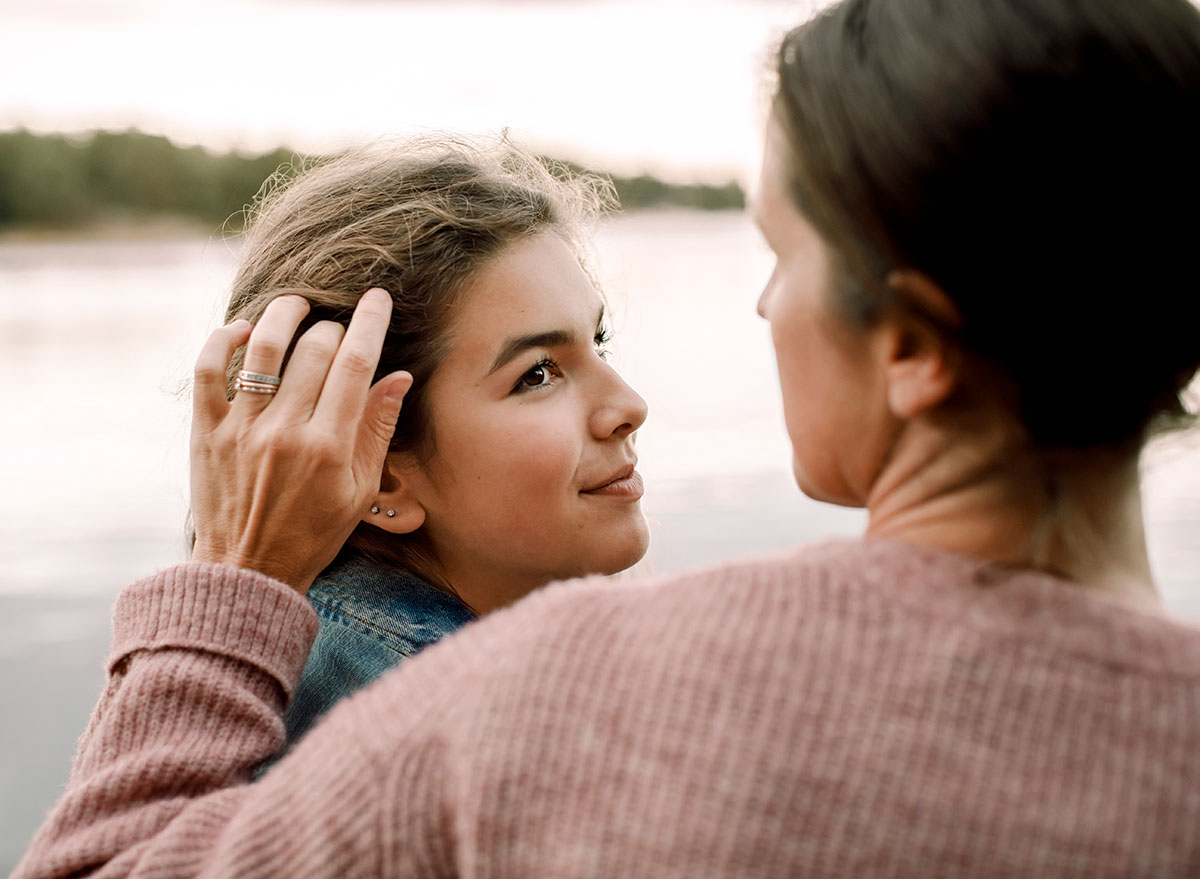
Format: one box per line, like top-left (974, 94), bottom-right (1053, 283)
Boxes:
top-left (397, 232), bottom-right (649, 613)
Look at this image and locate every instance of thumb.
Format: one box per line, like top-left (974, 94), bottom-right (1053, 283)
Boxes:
top-left (365, 371), bottom-right (414, 449)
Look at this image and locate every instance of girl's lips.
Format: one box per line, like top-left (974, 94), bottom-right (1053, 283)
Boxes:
top-left (581, 469), bottom-right (644, 499)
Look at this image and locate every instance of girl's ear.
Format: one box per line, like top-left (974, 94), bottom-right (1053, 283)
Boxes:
top-left (364, 453), bottom-right (427, 534)
top-left (882, 270), bottom-right (962, 418)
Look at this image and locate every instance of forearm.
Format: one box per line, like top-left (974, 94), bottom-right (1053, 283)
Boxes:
top-left (13, 288), bottom-right (428, 877)
top-left (13, 563), bottom-right (319, 879)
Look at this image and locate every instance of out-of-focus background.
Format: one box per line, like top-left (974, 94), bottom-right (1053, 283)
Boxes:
top-left (3, 1), bottom-right (1200, 871)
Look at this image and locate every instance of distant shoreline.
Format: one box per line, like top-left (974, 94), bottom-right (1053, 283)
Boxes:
top-left (0, 216), bottom-right (218, 243)
top-left (0, 129), bottom-right (746, 235)
top-left (0, 207), bottom-right (743, 247)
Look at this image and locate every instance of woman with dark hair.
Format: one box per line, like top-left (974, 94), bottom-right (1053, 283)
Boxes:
top-left (15, 0), bottom-right (1200, 875)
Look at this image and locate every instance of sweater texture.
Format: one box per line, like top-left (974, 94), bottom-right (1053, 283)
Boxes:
top-left (14, 538), bottom-right (1200, 878)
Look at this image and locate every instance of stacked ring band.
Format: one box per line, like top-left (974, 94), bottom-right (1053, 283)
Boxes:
top-left (235, 369), bottom-right (282, 395)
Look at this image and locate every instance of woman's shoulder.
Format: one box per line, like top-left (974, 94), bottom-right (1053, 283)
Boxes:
top-left (486, 537), bottom-right (1200, 680)
top-left (320, 537), bottom-right (1200, 747)
top-left (326, 537), bottom-right (1200, 789)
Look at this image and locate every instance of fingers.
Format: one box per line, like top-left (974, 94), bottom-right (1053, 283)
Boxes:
top-left (233, 295), bottom-right (311, 412)
top-left (361, 370), bottom-right (414, 452)
top-left (314, 288), bottom-right (394, 434)
top-left (187, 289), bottom-right (407, 591)
top-left (272, 320), bottom-right (346, 418)
top-left (193, 319), bottom-right (252, 431)
top-left (350, 371), bottom-right (413, 517)
top-left (220, 288), bottom-right (394, 435)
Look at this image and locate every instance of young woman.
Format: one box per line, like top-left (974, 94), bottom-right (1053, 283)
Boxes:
top-left (15, 0), bottom-right (1200, 875)
top-left (211, 138), bottom-right (650, 750)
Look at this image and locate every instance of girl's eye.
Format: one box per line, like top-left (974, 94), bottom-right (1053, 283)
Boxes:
top-left (514, 359), bottom-right (558, 393)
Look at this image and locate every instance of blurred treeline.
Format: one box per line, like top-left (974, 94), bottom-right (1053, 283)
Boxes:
top-left (0, 129), bottom-right (744, 232)
top-left (558, 161), bottom-right (746, 213)
top-left (0, 130), bottom-right (294, 231)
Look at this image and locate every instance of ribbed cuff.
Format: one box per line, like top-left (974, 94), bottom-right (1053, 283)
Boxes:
top-left (109, 562), bottom-right (319, 698)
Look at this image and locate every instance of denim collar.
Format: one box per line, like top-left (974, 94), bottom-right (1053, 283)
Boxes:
top-left (306, 552), bottom-right (477, 656)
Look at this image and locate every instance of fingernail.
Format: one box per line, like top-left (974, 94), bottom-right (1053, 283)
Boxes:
top-left (385, 373), bottom-right (413, 407)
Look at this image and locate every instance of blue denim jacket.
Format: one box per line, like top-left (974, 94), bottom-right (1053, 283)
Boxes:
top-left (280, 553), bottom-right (476, 750)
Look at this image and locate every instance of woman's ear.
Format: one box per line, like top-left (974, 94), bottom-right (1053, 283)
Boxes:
top-left (364, 452), bottom-right (427, 535)
top-left (883, 270), bottom-right (962, 418)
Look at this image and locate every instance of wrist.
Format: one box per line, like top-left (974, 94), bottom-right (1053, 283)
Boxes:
top-left (189, 544), bottom-right (314, 595)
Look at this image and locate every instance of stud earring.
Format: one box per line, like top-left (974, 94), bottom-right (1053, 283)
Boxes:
top-left (386, 509), bottom-right (396, 518)
top-left (370, 505), bottom-right (380, 515)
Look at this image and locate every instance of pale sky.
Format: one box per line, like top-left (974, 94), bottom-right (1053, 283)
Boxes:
top-left (0, 0), bottom-right (821, 184)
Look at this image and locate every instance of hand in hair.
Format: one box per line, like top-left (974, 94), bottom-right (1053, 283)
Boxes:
top-left (189, 288), bottom-right (412, 592)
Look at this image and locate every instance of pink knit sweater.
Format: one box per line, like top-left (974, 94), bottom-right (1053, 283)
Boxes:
top-left (14, 539), bottom-right (1200, 877)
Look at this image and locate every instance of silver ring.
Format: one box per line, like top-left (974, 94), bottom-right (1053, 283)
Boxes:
top-left (237, 370), bottom-right (281, 387)
top-left (236, 382), bottom-right (279, 395)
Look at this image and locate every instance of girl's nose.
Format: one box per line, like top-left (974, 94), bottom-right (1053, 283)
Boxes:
top-left (591, 363), bottom-right (648, 439)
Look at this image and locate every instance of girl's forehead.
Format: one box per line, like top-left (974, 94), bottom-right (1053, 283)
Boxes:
top-left (437, 234), bottom-right (606, 368)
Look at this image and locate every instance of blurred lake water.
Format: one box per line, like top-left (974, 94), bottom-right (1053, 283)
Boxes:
top-left (2, 210), bottom-right (1199, 869)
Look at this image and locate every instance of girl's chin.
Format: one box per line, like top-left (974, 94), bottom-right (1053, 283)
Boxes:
top-left (605, 520), bottom-right (653, 574)
top-left (574, 519), bottom-right (652, 579)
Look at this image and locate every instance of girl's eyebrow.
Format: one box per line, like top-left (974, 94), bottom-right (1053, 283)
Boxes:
top-left (486, 307), bottom-right (606, 377)
top-left (487, 330), bottom-right (576, 376)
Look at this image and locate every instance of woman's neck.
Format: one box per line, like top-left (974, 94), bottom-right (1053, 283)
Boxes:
top-left (864, 413), bottom-right (1162, 612)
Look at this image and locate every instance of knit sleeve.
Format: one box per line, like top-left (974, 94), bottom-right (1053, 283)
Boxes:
top-left (9, 562), bottom-right (387, 879)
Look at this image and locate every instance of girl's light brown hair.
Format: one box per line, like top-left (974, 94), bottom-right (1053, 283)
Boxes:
top-left (221, 134), bottom-right (613, 578)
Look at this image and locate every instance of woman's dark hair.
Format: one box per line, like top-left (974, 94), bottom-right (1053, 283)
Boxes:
top-left (774, 0), bottom-right (1200, 449)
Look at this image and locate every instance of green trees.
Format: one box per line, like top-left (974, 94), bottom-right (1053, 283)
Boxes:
top-left (0, 129), bottom-right (295, 231)
top-left (0, 129), bottom-right (744, 232)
